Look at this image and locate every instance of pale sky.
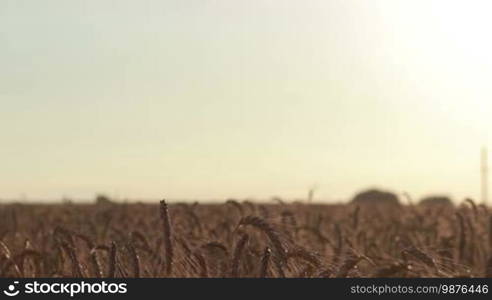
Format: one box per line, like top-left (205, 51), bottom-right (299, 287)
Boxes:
top-left (1, 0), bottom-right (492, 202)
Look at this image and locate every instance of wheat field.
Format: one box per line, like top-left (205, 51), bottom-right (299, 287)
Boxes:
top-left (0, 199), bottom-right (491, 278)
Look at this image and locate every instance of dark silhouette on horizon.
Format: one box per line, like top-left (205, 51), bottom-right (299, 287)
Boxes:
top-left (351, 189), bottom-right (400, 206)
top-left (419, 196), bottom-right (453, 206)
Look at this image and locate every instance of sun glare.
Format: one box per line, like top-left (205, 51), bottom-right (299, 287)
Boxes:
top-left (422, 1), bottom-right (492, 140)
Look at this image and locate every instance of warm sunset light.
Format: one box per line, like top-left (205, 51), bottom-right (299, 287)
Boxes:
top-left (2, 0), bottom-right (491, 201)
top-left (3, 0), bottom-right (492, 284)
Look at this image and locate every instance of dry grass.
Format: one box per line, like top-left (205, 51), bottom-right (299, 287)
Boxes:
top-left (0, 200), bottom-right (490, 278)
